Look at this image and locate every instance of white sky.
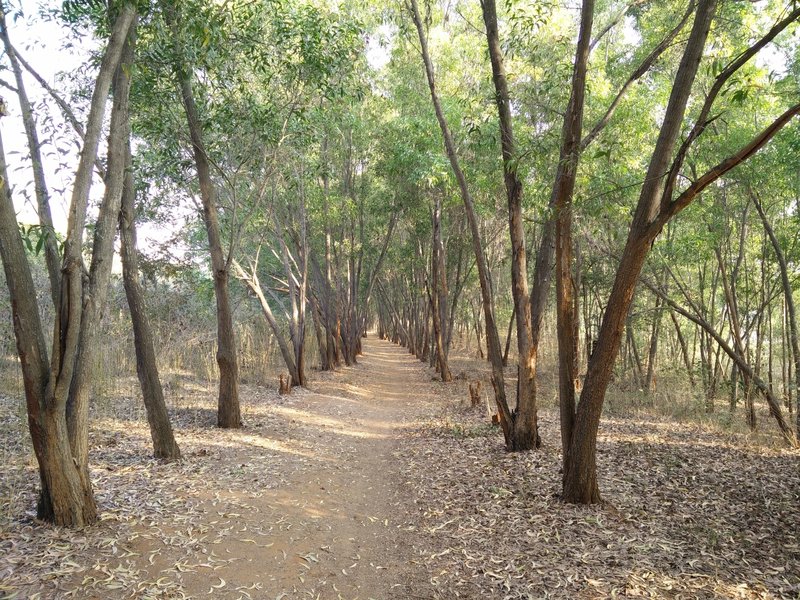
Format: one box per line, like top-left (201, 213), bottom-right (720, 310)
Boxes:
top-left (3, 4), bottom-right (93, 234)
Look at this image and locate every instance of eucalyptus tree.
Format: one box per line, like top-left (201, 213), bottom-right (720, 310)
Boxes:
top-left (3, 7), bottom-right (181, 460)
top-left (0, 2), bottom-right (136, 526)
top-left (158, 0), bottom-right (244, 428)
top-left (563, 0), bottom-right (800, 503)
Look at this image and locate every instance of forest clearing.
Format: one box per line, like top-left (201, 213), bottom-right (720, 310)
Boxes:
top-left (1, 0), bottom-right (800, 598)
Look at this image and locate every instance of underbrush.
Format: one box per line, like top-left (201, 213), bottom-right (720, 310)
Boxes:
top-left (0, 277), bottom-right (323, 530)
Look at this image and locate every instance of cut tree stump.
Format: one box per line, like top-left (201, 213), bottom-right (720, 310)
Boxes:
top-left (468, 381), bottom-right (482, 408)
top-left (279, 374), bottom-right (292, 395)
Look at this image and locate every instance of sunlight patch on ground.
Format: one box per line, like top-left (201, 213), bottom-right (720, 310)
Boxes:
top-left (270, 405), bottom-right (393, 438)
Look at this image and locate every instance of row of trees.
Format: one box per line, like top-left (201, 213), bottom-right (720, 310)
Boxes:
top-left (375, 0), bottom-right (800, 505)
top-left (0, 0), bottom-right (798, 526)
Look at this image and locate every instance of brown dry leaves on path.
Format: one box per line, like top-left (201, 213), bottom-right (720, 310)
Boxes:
top-left (1, 337), bottom-right (799, 599)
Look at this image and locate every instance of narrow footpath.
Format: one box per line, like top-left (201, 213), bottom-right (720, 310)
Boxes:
top-left (138, 336), bottom-right (437, 599)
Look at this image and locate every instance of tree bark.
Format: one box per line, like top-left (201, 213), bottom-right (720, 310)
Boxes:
top-left (551, 0), bottom-right (594, 476)
top-left (0, 131), bottom-right (97, 527)
top-left (119, 139), bottom-right (181, 460)
top-left (408, 0), bottom-right (511, 441)
top-left (165, 4), bottom-right (240, 428)
top-left (430, 194), bottom-right (452, 381)
top-left (66, 9), bottom-right (139, 481)
top-left (481, 0), bottom-right (540, 450)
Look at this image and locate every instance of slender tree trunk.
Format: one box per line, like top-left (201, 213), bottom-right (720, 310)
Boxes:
top-left (409, 0), bottom-right (511, 439)
top-left (645, 293), bottom-right (664, 392)
top-left (646, 281), bottom-right (797, 446)
top-left (552, 0), bottom-right (594, 472)
top-left (166, 4), bottom-right (240, 427)
top-left (482, 0), bottom-right (540, 449)
top-left (119, 140), bottom-right (180, 460)
top-left (627, 313), bottom-right (645, 388)
top-left (66, 10), bottom-right (139, 483)
top-left (715, 246), bottom-right (755, 429)
top-left (753, 194), bottom-right (800, 438)
top-left (0, 5), bottom-right (60, 305)
top-left (430, 195), bottom-right (452, 381)
top-left (670, 311), bottom-right (695, 387)
top-left (233, 261), bottom-right (299, 387)
top-left (321, 136), bottom-right (339, 370)
top-left (503, 311), bottom-right (515, 367)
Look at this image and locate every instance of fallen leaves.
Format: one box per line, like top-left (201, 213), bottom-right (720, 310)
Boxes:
top-left (1, 339), bottom-right (797, 599)
top-left (397, 358), bottom-right (800, 599)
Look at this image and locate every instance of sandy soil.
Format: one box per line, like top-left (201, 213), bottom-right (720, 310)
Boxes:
top-left (0, 337), bottom-right (437, 599)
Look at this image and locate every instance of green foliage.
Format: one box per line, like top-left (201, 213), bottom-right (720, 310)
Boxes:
top-left (17, 224), bottom-right (63, 258)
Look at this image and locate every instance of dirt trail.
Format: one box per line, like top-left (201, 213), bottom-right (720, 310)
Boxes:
top-left (0, 336), bottom-right (441, 599)
top-left (145, 336), bottom-right (435, 599)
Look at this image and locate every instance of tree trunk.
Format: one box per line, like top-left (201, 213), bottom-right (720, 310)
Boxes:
top-left (0, 131), bottom-right (98, 527)
top-left (669, 311), bottom-right (695, 387)
top-left (563, 0), bottom-right (717, 503)
top-left (482, 0), bottom-right (540, 450)
top-left (66, 10), bottom-right (138, 480)
top-left (430, 195), bottom-right (452, 381)
top-left (166, 4), bottom-right (240, 427)
top-left (551, 0), bottom-right (594, 474)
top-left (645, 293), bottom-right (664, 392)
top-left (409, 0), bottom-right (511, 440)
top-left (645, 280), bottom-right (797, 446)
top-left (119, 140), bottom-right (181, 460)
top-left (233, 261), bottom-right (300, 387)
top-left (753, 194), bottom-right (800, 438)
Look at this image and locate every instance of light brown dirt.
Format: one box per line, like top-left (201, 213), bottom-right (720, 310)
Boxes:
top-left (0, 337), bottom-right (438, 599)
top-left (145, 337), bottom-right (435, 599)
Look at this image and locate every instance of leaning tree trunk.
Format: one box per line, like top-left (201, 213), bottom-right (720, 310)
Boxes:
top-left (561, 0), bottom-right (800, 500)
top-left (119, 139), bottom-right (181, 460)
top-left (167, 4), bottom-right (240, 428)
top-left (233, 260), bottom-right (301, 387)
top-left (0, 4), bottom-right (60, 305)
top-left (753, 194), bottom-right (800, 438)
top-left (563, 0), bottom-right (717, 503)
top-left (644, 280), bottom-right (797, 446)
top-left (409, 0), bottom-right (511, 440)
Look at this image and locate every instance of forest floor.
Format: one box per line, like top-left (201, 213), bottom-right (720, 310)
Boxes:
top-left (0, 337), bottom-right (799, 599)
